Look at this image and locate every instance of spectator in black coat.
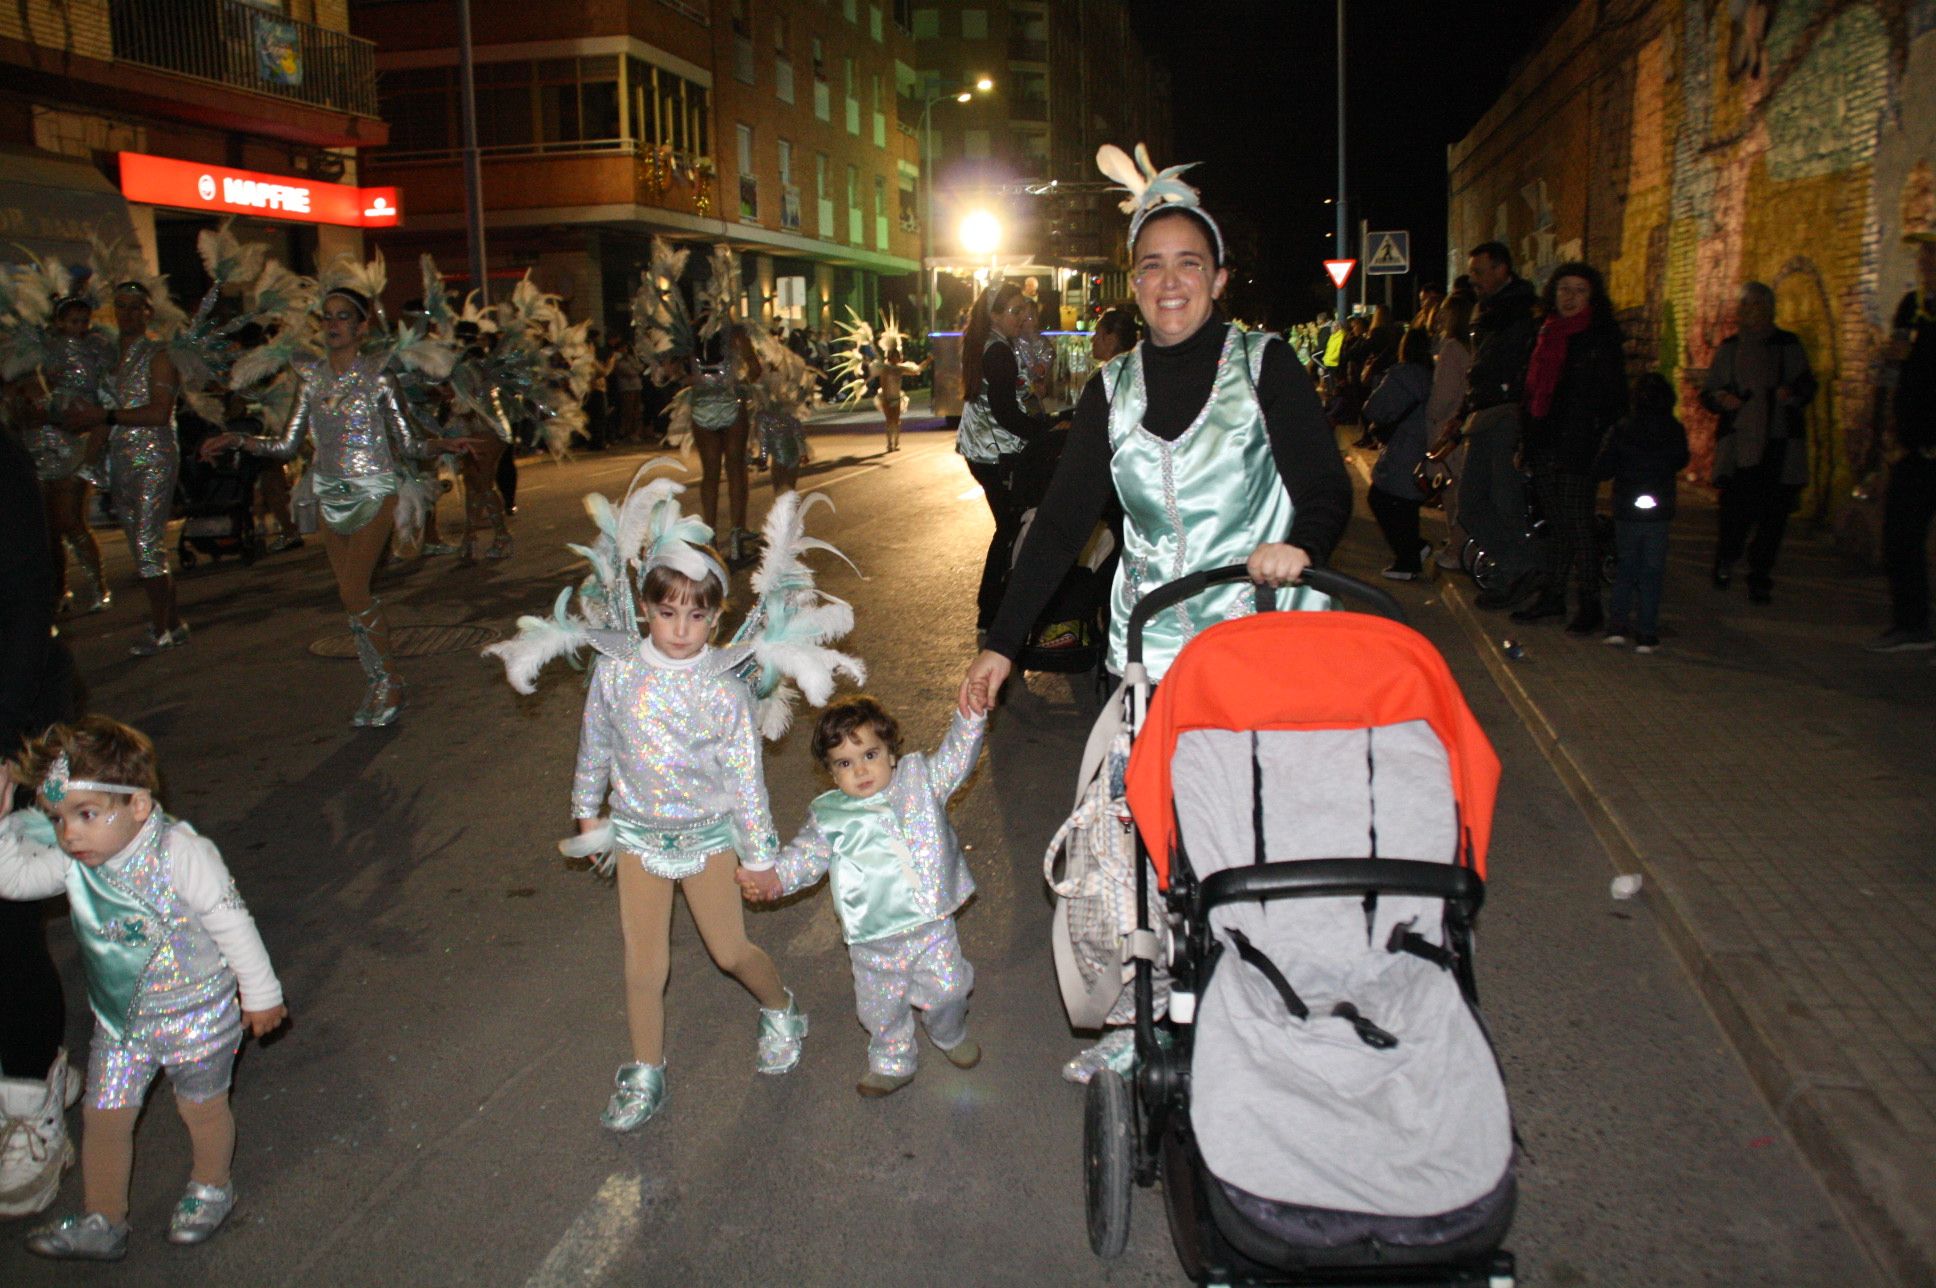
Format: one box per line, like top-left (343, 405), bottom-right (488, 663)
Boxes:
top-left (1597, 372), bottom-right (1690, 653)
top-left (1459, 241), bottom-right (1546, 609)
top-left (1513, 262), bottom-right (1630, 634)
top-left (1866, 237), bottom-right (1936, 652)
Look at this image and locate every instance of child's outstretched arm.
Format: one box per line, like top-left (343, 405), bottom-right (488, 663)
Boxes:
top-left (169, 826), bottom-right (287, 1037)
top-left (0, 801), bottom-right (68, 901)
top-left (570, 662), bottom-right (617, 824)
top-left (928, 708), bottom-right (989, 803)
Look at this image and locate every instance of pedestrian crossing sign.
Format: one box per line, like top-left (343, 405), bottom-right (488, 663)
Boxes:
top-left (1365, 230), bottom-right (1410, 276)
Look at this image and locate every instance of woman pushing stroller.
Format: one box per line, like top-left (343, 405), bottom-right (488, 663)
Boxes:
top-left (961, 144), bottom-right (1351, 709)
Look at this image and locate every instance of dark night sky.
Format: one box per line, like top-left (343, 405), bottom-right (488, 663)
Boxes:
top-left (1122, 0), bottom-right (1564, 325)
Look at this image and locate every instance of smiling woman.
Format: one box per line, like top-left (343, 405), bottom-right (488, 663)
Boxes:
top-left (959, 145), bottom-right (1354, 709)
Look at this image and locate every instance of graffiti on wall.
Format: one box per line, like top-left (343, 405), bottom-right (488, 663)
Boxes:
top-left (1449, 0), bottom-right (1936, 539)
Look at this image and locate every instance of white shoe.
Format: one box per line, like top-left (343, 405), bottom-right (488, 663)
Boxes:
top-left (129, 622), bottom-right (189, 657)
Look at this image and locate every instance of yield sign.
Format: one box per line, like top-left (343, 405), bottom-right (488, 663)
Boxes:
top-left (1324, 259), bottom-right (1357, 289)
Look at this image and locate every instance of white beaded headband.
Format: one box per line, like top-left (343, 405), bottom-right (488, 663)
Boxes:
top-left (41, 753), bottom-right (144, 803)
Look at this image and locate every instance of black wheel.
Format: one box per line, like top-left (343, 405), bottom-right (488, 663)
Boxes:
top-left (179, 545), bottom-right (198, 570)
top-left (1084, 1069), bottom-right (1133, 1257)
top-left (1471, 548), bottom-right (1503, 593)
top-left (1460, 536), bottom-right (1482, 576)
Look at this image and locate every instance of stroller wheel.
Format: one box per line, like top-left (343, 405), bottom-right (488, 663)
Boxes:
top-left (1471, 548), bottom-right (1503, 593)
top-left (1084, 1069), bottom-right (1133, 1258)
top-left (1459, 536), bottom-right (1482, 577)
top-left (179, 545), bottom-right (198, 570)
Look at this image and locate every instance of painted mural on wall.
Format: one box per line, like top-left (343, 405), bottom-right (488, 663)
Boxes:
top-left (1449, 0), bottom-right (1936, 541)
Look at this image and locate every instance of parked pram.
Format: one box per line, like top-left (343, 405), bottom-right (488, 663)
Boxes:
top-left (174, 415), bottom-right (264, 569)
top-left (1073, 566), bottom-right (1517, 1286)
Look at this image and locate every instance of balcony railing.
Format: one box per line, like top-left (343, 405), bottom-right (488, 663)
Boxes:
top-left (109, 0), bottom-right (379, 118)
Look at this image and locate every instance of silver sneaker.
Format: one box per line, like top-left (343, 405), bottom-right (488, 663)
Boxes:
top-left (600, 1062), bottom-right (666, 1132)
top-left (167, 1181), bottom-right (236, 1245)
top-left (755, 989), bottom-right (808, 1075)
top-left (26, 1211), bottom-right (129, 1261)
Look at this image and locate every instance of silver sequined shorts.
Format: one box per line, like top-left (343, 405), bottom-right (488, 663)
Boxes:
top-left (88, 1014), bottom-right (241, 1110)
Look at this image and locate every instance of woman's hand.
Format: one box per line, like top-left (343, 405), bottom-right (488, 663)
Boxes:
top-left (1246, 542), bottom-right (1312, 587)
top-left (198, 433), bottom-right (241, 462)
top-left (959, 650), bottom-right (1012, 716)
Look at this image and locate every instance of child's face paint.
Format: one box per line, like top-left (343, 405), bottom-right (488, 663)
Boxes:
top-left (43, 788), bottom-right (150, 866)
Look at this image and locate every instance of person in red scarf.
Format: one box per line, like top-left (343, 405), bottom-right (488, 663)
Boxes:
top-left (1511, 262), bottom-right (1629, 635)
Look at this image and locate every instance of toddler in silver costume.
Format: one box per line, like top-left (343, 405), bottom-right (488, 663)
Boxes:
top-left (0, 718), bottom-right (286, 1261)
top-left (746, 696), bottom-right (987, 1097)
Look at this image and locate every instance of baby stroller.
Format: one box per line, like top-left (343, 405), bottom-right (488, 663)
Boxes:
top-left (1459, 463), bottom-right (1615, 596)
top-left (1081, 566), bottom-right (1516, 1286)
top-left (174, 416), bottom-right (263, 569)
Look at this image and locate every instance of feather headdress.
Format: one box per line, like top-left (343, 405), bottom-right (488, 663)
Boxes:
top-left (1095, 142), bottom-right (1224, 262)
top-left (483, 467), bottom-right (866, 743)
top-left (196, 220), bottom-right (268, 291)
top-left (318, 249), bottom-right (388, 321)
top-left (91, 236), bottom-right (188, 336)
top-left (696, 243), bottom-right (739, 341)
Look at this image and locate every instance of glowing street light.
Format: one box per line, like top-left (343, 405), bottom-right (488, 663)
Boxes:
top-left (920, 74), bottom-right (995, 336)
top-left (974, 76), bottom-right (994, 91)
top-left (959, 209), bottom-right (1002, 256)
top-left (955, 91), bottom-right (972, 103)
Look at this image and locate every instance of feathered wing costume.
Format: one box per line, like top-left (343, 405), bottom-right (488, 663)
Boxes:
top-left (482, 459), bottom-right (866, 741)
top-left (490, 271), bottom-right (592, 458)
top-left (630, 236), bottom-right (700, 451)
top-left (827, 308), bottom-right (877, 407)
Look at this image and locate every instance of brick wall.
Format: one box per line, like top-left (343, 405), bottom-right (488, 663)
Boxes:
top-left (1, 0), bottom-right (113, 62)
top-left (1449, 0), bottom-right (1936, 552)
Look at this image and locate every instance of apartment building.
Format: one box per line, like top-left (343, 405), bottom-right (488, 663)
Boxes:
top-left (1, 0), bottom-right (390, 290)
top-left (909, 0), bottom-right (1169, 322)
top-left (351, 0), bottom-right (921, 334)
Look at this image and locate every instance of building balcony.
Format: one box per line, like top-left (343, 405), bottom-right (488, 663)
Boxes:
top-left (1010, 94), bottom-right (1048, 123)
top-left (109, 0), bottom-right (379, 119)
top-left (365, 143), bottom-right (719, 223)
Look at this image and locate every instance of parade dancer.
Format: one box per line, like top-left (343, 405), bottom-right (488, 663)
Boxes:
top-left (484, 467), bottom-right (864, 1131)
top-left (0, 718), bottom-right (286, 1261)
top-left (2, 261), bottom-right (116, 613)
top-left (203, 253), bottom-right (456, 728)
top-left (421, 257), bottom-right (515, 560)
top-left (830, 309), bottom-right (928, 452)
top-left (692, 246), bottom-right (761, 560)
top-left (748, 325), bottom-right (819, 495)
top-left (742, 697), bottom-right (986, 1097)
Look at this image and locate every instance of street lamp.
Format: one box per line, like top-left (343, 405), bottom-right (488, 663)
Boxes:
top-left (959, 209), bottom-right (1002, 290)
top-left (920, 75), bottom-right (994, 337)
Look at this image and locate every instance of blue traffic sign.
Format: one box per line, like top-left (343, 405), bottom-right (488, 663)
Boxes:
top-left (1364, 230), bottom-right (1410, 276)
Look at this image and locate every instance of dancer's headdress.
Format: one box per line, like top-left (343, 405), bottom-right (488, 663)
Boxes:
top-left (40, 752), bottom-right (144, 803)
top-left (484, 461), bottom-right (865, 739)
top-left (1096, 143), bottom-right (1225, 263)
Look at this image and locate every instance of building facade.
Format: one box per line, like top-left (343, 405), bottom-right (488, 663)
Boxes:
top-left (351, 0), bottom-right (921, 336)
top-left (910, 0), bottom-right (1169, 325)
top-left (1, 0), bottom-right (388, 292)
top-left (1448, 0), bottom-right (1936, 546)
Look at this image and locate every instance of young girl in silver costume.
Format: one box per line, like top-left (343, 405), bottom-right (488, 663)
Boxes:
top-left (202, 282), bottom-right (457, 727)
top-left (486, 470), bottom-right (869, 1131)
top-left (0, 717), bottom-right (285, 1261)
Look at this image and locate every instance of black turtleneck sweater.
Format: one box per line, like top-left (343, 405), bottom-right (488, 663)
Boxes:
top-left (986, 315), bottom-right (1351, 658)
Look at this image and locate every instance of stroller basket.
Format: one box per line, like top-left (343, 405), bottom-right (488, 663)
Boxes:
top-left (1078, 565), bottom-right (1515, 1286)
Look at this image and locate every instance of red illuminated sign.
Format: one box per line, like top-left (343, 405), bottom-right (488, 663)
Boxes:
top-left (117, 152), bottom-right (402, 229)
top-left (1323, 259), bottom-right (1357, 290)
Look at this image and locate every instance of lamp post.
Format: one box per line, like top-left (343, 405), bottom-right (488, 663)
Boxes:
top-left (920, 76), bottom-right (993, 338)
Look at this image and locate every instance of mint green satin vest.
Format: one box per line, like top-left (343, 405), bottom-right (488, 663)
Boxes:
top-left (955, 336), bottom-right (1029, 464)
top-left (810, 790), bottom-right (930, 944)
top-left (65, 840), bottom-right (165, 1043)
top-left (1103, 327), bottom-right (1325, 679)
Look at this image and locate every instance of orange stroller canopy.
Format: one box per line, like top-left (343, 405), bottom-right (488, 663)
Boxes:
top-left (1125, 612), bottom-right (1502, 887)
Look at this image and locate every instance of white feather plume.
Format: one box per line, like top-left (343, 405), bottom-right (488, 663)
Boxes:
top-left (483, 587), bottom-right (598, 694)
top-left (197, 219), bottom-right (267, 287)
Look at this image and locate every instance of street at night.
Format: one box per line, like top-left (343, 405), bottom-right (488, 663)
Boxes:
top-left (0, 428), bottom-right (1893, 1285)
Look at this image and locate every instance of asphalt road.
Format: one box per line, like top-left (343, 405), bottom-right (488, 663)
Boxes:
top-left (3, 429), bottom-right (1873, 1286)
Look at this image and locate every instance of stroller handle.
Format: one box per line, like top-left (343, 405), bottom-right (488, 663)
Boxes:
top-left (1197, 858), bottom-right (1484, 919)
top-left (1124, 565), bottom-right (1407, 666)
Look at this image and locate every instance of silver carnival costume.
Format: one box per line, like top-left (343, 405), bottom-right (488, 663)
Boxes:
top-left (29, 331), bottom-right (115, 484)
top-left (104, 336), bottom-right (181, 582)
top-left (236, 350), bottom-right (442, 715)
top-left (773, 710), bottom-right (986, 1077)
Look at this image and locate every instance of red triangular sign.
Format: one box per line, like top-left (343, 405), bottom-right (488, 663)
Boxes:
top-left (1324, 259), bottom-right (1357, 289)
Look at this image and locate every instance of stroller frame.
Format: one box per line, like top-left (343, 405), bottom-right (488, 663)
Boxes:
top-left (1085, 566), bottom-right (1516, 1288)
